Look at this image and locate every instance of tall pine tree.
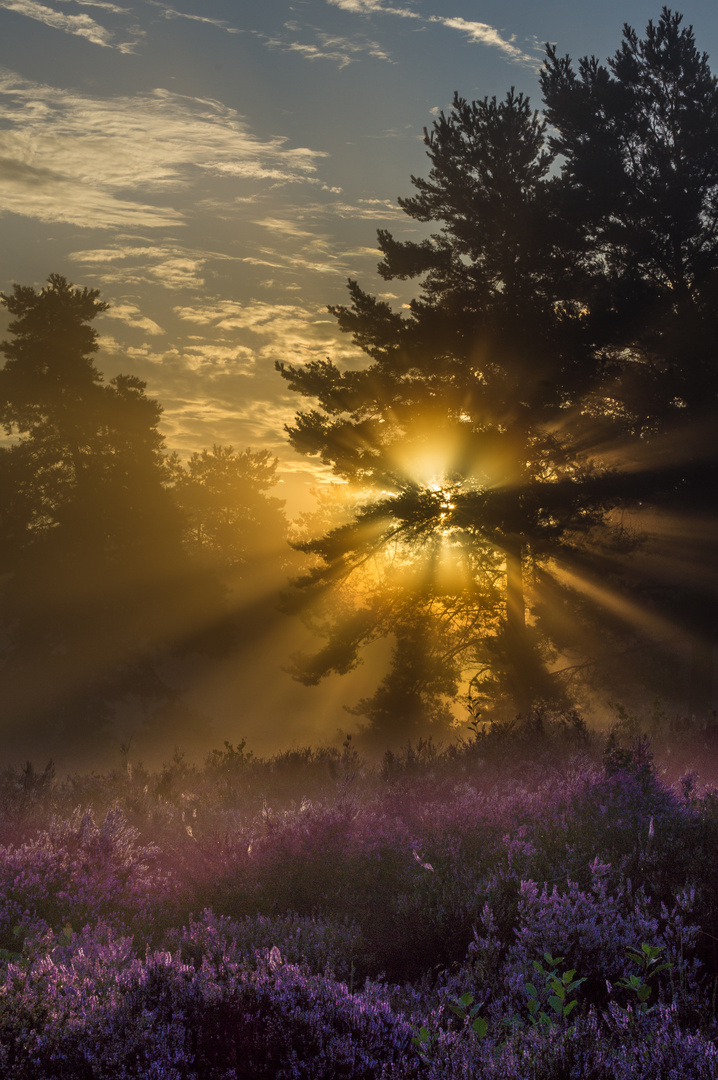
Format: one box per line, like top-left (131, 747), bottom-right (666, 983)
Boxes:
top-left (541, 7), bottom-right (718, 710)
top-left (278, 91), bottom-right (616, 728)
top-left (279, 10), bottom-right (718, 729)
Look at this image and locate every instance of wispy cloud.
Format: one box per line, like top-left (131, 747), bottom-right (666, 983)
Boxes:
top-left (72, 1), bottom-right (130, 12)
top-left (69, 240), bottom-right (237, 290)
top-left (173, 298), bottom-right (363, 368)
top-left (327, 0), bottom-right (409, 13)
top-left (260, 26), bottom-right (392, 67)
top-left (0, 71), bottom-right (328, 229)
top-left (0, 0), bottom-right (140, 50)
top-left (0, 0), bottom-right (114, 45)
top-left (145, 1), bottom-right (241, 33)
top-left (325, 0), bottom-right (538, 67)
top-left (429, 16), bottom-right (536, 64)
top-left (104, 302), bottom-right (165, 335)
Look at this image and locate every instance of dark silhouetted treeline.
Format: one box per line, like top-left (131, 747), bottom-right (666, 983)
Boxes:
top-left (0, 274), bottom-right (295, 763)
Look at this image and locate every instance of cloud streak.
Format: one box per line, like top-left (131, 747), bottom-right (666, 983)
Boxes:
top-left (259, 26), bottom-right (392, 67)
top-left (0, 71), bottom-right (328, 229)
top-left (0, 0), bottom-right (114, 45)
top-left (69, 241), bottom-right (231, 290)
top-left (145, 1), bottom-right (241, 33)
top-left (325, 0), bottom-right (538, 66)
top-left (0, 0), bottom-right (141, 50)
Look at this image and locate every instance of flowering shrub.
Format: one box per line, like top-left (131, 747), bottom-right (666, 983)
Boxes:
top-left (0, 940), bottom-right (418, 1078)
top-left (0, 805), bottom-right (176, 954)
top-left (0, 721), bottom-right (716, 1076)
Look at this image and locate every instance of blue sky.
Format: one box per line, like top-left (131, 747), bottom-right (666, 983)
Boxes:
top-left (2, 0), bottom-right (718, 512)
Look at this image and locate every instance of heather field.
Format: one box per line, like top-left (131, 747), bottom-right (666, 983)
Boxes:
top-left (1, 711), bottom-right (718, 1078)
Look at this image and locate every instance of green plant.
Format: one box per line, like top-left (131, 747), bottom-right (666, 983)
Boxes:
top-left (447, 992), bottom-right (488, 1039)
top-left (616, 943), bottom-right (671, 1015)
top-left (411, 1023), bottom-right (439, 1059)
top-left (506, 953), bottom-right (586, 1033)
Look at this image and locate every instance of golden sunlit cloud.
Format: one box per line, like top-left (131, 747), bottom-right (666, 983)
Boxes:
top-left (0, 72), bottom-right (329, 229)
top-left (0, 0), bottom-right (130, 48)
top-left (69, 241), bottom-right (238, 290)
top-left (102, 303), bottom-right (165, 335)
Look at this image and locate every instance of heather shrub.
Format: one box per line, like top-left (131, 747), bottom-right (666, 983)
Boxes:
top-left (0, 718), bottom-right (717, 1077)
top-left (417, 1004), bottom-right (718, 1080)
top-left (166, 908), bottom-right (362, 983)
top-left (0, 940), bottom-right (418, 1079)
top-left (0, 805), bottom-right (176, 953)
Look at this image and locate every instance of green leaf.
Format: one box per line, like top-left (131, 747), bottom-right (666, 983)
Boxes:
top-left (548, 995), bottom-right (564, 1015)
top-left (472, 1016), bottom-right (488, 1039)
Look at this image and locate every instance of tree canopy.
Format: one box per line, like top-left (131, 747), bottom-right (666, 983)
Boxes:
top-left (278, 8), bottom-right (718, 735)
top-left (0, 276), bottom-right (288, 758)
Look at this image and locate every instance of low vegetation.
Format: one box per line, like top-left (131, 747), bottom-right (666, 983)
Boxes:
top-left (1, 709), bottom-right (717, 1077)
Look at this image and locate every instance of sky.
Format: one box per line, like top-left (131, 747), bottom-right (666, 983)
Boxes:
top-left (2, 0), bottom-right (718, 517)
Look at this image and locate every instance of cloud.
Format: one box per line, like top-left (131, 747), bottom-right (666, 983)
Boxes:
top-left (323, 197), bottom-right (405, 219)
top-left (122, 341), bottom-right (256, 374)
top-left (327, 0), bottom-right (406, 12)
top-left (72, 1), bottom-right (129, 12)
top-left (174, 299), bottom-right (317, 336)
top-left (428, 16), bottom-right (536, 65)
top-left (259, 27), bottom-right (392, 67)
top-left (173, 298), bottom-right (363, 367)
top-left (103, 302), bottom-right (165, 334)
top-left (69, 241), bottom-right (236, 290)
top-left (0, 0), bottom-right (114, 44)
top-left (0, 71), bottom-right (328, 229)
top-left (71, 1), bottom-right (129, 11)
top-left (325, 0), bottom-right (539, 66)
top-left (0, 0), bottom-right (140, 50)
top-left (145, 1), bottom-right (241, 33)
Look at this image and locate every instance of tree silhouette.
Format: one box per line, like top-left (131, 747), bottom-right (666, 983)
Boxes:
top-left (541, 7), bottom-right (718, 710)
top-left (278, 91), bottom-right (620, 729)
top-left (279, 10), bottom-right (718, 731)
top-left (170, 445), bottom-right (288, 580)
top-left (0, 275), bottom-right (222, 753)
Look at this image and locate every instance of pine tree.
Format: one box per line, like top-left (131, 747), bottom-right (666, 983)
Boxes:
top-left (278, 92), bottom-right (615, 727)
top-left (541, 7), bottom-right (718, 710)
top-left (279, 11), bottom-right (718, 728)
top-left (0, 276), bottom-right (220, 752)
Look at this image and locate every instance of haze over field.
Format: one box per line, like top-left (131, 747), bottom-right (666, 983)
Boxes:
top-left (2, 2), bottom-right (718, 767)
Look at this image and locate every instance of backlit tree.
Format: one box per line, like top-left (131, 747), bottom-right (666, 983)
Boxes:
top-left (279, 10), bottom-right (718, 730)
top-left (278, 91), bottom-right (615, 728)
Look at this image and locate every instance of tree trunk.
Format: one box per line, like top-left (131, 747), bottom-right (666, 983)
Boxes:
top-left (505, 537), bottom-right (532, 715)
